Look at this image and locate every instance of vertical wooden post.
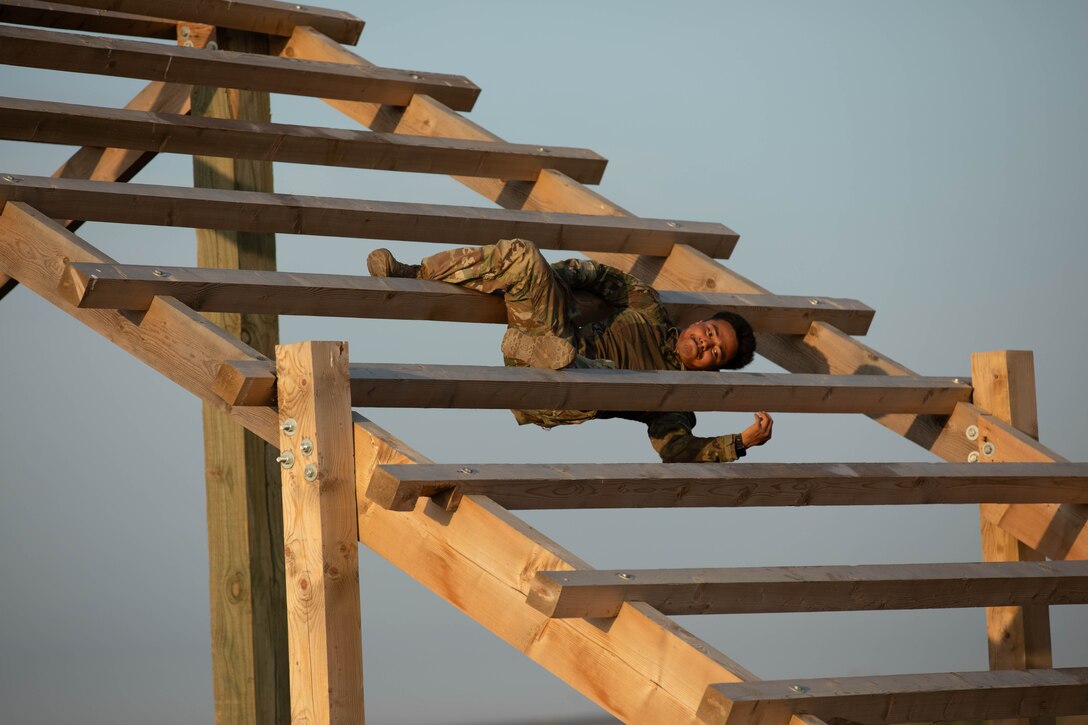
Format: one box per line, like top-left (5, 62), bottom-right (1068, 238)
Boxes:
top-left (276, 341), bottom-right (364, 724)
top-left (971, 350), bottom-right (1053, 725)
top-left (184, 23), bottom-right (289, 725)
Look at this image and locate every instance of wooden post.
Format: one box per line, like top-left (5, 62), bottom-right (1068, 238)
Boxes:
top-left (971, 350), bottom-right (1053, 725)
top-left (276, 341), bottom-right (364, 724)
top-left (185, 23), bottom-right (289, 725)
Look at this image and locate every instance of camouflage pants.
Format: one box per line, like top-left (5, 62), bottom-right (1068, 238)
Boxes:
top-left (420, 239), bottom-right (603, 426)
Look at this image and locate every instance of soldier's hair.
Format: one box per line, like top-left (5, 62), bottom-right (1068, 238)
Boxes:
top-left (712, 311), bottom-right (756, 370)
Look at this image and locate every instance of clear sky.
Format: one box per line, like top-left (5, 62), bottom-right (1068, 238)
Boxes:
top-left (1, 2), bottom-right (1086, 724)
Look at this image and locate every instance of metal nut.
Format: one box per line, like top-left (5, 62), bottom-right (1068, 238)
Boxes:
top-left (207, 41), bottom-right (219, 50)
top-left (617, 572), bottom-right (635, 580)
top-left (967, 451), bottom-right (980, 463)
top-left (304, 464), bottom-right (318, 482)
top-left (152, 269), bottom-right (169, 278)
top-left (790, 684), bottom-right (810, 694)
top-left (300, 438), bottom-right (314, 456)
top-left (457, 467), bottom-right (476, 475)
top-left (965, 425), bottom-right (979, 441)
top-left (276, 450), bottom-right (295, 469)
top-left (179, 26), bottom-right (191, 38)
top-left (809, 298), bottom-right (820, 305)
top-left (281, 418), bottom-right (297, 436)
top-left (982, 442), bottom-right (996, 457)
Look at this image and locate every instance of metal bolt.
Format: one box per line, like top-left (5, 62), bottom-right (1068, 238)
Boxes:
top-left (207, 41), bottom-right (219, 50)
top-left (410, 73), bottom-right (423, 80)
top-left (281, 418), bottom-right (298, 436)
top-left (276, 450), bottom-right (295, 469)
top-left (152, 269), bottom-right (168, 278)
top-left (982, 442), bottom-right (996, 457)
top-left (789, 684), bottom-right (810, 694)
top-left (179, 26), bottom-right (191, 38)
top-left (666, 221), bottom-right (681, 228)
top-left (952, 378), bottom-right (963, 384)
top-left (617, 572), bottom-right (635, 580)
top-left (965, 425), bottom-right (979, 441)
top-left (809, 298), bottom-right (820, 305)
top-left (537, 146), bottom-right (550, 153)
top-left (967, 451), bottom-right (980, 463)
top-left (183, 40), bottom-right (194, 47)
top-left (457, 467), bottom-right (476, 475)
top-left (2, 174), bottom-right (22, 182)
top-left (304, 464), bottom-right (318, 482)
top-left (300, 438), bottom-right (314, 456)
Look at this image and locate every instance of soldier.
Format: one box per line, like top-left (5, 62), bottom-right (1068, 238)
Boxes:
top-left (368, 239), bottom-right (773, 462)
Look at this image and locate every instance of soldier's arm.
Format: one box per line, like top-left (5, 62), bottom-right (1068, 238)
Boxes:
top-left (551, 258), bottom-right (662, 314)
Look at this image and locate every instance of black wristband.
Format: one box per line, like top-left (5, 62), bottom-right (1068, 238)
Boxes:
top-left (734, 436), bottom-right (747, 458)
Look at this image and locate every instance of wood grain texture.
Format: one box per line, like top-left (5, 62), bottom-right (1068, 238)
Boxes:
top-left (276, 342), bottom-right (363, 724)
top-left (527, 561), bottom-right (1088, 618)
top-left (0, 175), bottom-right (737, 257)
top-left (0, 0), bottom-right (176, 38)
top-left (352, 414), bottom-right (823, 725)
top-left (51, 0), bottom-right (365, 44)
top-left (0, 96), bottom-right (607, 183)
top-left (0, 26), bottom-right (477, 109)
top-left (365, 461), bottom-right (1088, 512)
top-left (699, 668), bottom-right (1088, 725)
top-left (64, 263), bottom-right (873, 333)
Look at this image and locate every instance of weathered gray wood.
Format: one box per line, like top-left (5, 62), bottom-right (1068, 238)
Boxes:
top-left (698, 668), bottom-right (1088, 725)
top-left (64, 263), bottom-right (873, 334)
top-left (364, 461), bottom-right (1088, 511)
top-left (44, 0), bottom-right (365, 44)
top-left (0, 96), bottom-right (607, 183)
top-left (0, 26), bottom-right (477, 109)
top-left (0, 175), bottom-right (738, 257)
top-left (527, 561), bottom-right (1088, 618)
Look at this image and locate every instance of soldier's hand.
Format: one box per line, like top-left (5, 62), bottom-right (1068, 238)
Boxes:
top-left (740, 411), bottom-right (773, 448)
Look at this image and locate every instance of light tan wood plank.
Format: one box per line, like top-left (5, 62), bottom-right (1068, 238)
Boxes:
top-left (52, 0), bottom-right (364, 44)
top-left (972, 350), bottom-right (1054, 725)
top-left (63, 263), bottom-right (873, 334)
top-left (0, 202), bottom-right (278, 442)
top-left (0, 96), bottom-right (608, 183)
top-left (0, 175), bottom-right (738, 257)
top-left (698, 668), bottom-right (1088, 725)
top-left (0, 26), bottom-right (477, 109)
top-left (0, 0), bottom-right (176, 38)
top-left (352, 414), bottom-right (822, 725)
top-left (365, 461), bottom-right (1088, 512)
top-left (276, 342), bottom-right (363, 724)
top-left (527, 561), bottom-right (1088, 618)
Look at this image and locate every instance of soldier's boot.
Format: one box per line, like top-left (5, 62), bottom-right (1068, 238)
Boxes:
top-left (367, 248), bottom-right (421, 278)
top-left (501, 327), bottom-right (576, 370)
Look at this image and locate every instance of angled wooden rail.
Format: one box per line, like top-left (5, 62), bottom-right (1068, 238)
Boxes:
top-left (526, 561), bottom-right (1088, 618)
top-left (0, 26), bottom-right (477, 109)
top-left (0, 0), bottom-right (177, 39)
top-left (215, 359), bottom-right (972, 413)
top-left (0, 175), bottom-right (738, 257)
top-left (365, 461), bottom-right (1088, 511)
top-left (48, 0), bottom-right (365, 44)
top-left (698, 668), bottom-right (1088, 725)
top-left (0, 96), bottom-right (608, 183)
top-left (62, 262), bottom-right (874, 333)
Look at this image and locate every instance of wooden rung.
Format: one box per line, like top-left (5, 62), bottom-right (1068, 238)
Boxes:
top-left (0, 96), bottom-right (608, 183)
top-left (1, 176), bottom-right (738, 258)
top-left (63, 263), bottom-right (873, 334)
top-left (0, 0), bottom-right (177, 39)
top-left (43, 0), bottom-right (365, 44)
top-left (697, 668), bottom-right (1088, 725)
top-left (0, 26), bottom-right (477, 110)
top-left (527, 561), bottom-right (1088, 618)
top-left (215, 359), bottom-right (972, 412)
top-left (365, 461), bottom-right (1088, 511)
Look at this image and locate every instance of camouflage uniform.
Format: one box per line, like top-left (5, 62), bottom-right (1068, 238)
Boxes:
top-left (420, 238), bottom-right (743, 462)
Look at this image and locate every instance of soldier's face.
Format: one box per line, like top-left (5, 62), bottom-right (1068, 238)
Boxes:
top-left (677, 318), bottom-right (738, 371)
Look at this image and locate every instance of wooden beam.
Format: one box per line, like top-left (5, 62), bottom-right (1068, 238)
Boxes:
top-left (365, 461), bottom-right (1088, 512)
top-left (0, 26), bottom-right (477, 109)
top-left (48, 0), bottom-right (365, 44)
top-left (215, 359), bottom-right (972, 413)
top-left (188, 26), bottom-right (288, 725)
top-left (0, 0), bottom-right (177, 38)
top-left (63, 263), bottom-right (874, 334)
top-left (0, 96), bottom-right (608, 184)
top-left (0, 202), bottom-right (278, 442)
top-left (276, 341), bottom-right (363, 723)
top-left (352, 415), bottom-right (822, 725)
top-left (527, 561), bottom-right (1088, 618)
top-left (698, 668), bottom-right (1088, 725)
top-left (972, 351), bottom-right (1054, 725)
top-left (0, 175), bottom-right (739, 258)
